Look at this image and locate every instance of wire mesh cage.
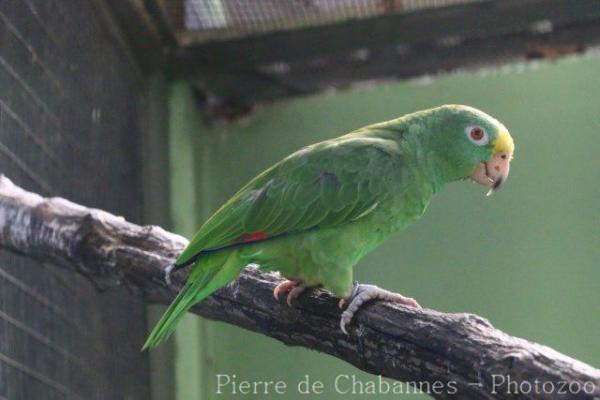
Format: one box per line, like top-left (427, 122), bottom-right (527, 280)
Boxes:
top-left (164, 0), bottom-right (482, 42)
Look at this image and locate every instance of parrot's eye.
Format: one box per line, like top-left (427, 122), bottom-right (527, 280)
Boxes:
top-left (466, 126), bottom-right (489, 145)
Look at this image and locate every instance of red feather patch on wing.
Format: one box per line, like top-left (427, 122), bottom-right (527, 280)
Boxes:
top-left (235, 231), bottom-right (268, 244)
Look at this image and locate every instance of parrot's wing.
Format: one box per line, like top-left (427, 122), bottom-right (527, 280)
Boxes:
top-left (175, 136), bottom-right (403, 266)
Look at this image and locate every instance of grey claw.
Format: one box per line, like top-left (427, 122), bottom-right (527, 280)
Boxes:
top-left (340, 319), bottom-right (348, 335)
top-left (287, 283), bottom-right (308, 307)
top-left (340, 311), bottom-right (353, 335)
top-left (338, 282), bottom-right (421, 335)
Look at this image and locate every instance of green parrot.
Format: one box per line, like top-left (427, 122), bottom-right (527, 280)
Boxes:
top-left (143, 104), bottom-right (514, 349)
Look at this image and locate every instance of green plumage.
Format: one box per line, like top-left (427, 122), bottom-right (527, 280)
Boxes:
top-left (143, 105), bottom-right (509, 349)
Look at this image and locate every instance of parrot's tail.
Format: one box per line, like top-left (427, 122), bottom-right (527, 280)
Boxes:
top-left (142, 249), bottom-right (245, 350)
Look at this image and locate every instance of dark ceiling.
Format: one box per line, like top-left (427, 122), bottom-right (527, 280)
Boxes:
top-left (106, 0), bottom-right (600, 120)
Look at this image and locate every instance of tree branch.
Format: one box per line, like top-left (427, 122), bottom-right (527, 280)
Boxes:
top-left (0, 174), bottom-right (598, 399)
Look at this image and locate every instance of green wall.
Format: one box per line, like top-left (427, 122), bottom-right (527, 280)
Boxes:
top-left (168, 54), bottom-right (600, 399)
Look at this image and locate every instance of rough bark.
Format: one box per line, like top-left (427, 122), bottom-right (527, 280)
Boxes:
top-left (0, 174), bottom-right (598, 400)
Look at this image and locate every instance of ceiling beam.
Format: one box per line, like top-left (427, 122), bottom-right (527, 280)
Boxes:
top-left (170, 0), bottom-right (600, 76)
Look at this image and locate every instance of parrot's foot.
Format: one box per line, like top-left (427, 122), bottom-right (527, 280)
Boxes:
top-left (273, 280), bottom-right (308, 306)
top-left (339, 282), bottom-right (421, 334)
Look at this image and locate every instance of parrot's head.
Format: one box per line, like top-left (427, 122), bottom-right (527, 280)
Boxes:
top-left (424, 105), bottom-right (514, 196)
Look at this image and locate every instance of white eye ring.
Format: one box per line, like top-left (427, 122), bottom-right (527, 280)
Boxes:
top-left (465, 126), bottom-right (489, 146)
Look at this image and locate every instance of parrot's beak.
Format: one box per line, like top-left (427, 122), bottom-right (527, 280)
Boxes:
top-left (470, 128), bottom-right (514, 196)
